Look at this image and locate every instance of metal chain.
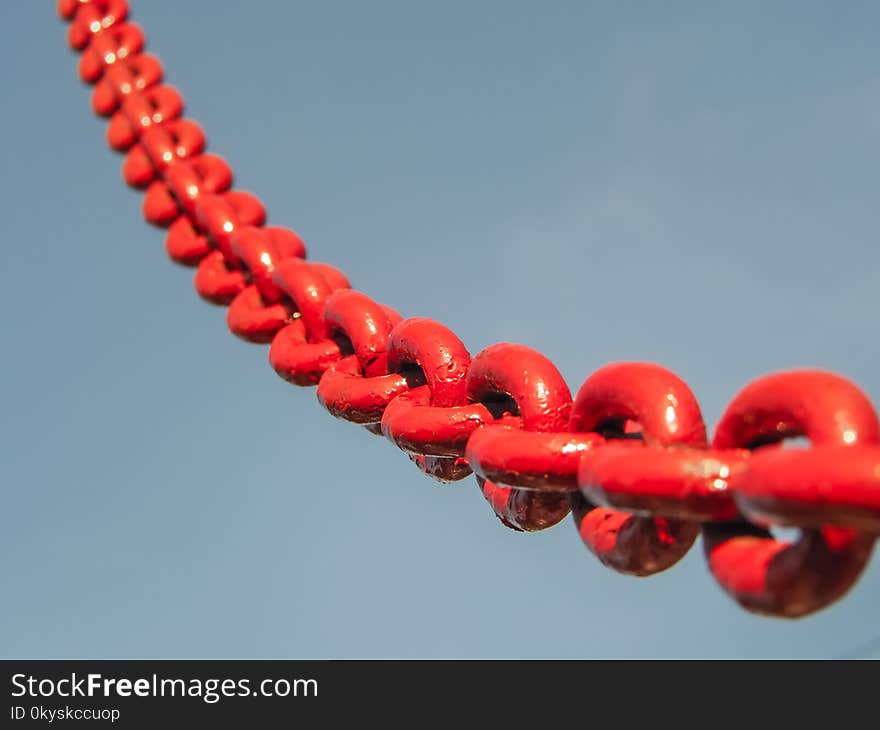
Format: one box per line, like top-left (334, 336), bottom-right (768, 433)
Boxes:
top-left (58, 0), bottom-right (880, 618)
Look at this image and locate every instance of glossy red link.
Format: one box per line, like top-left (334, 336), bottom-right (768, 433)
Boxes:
top-left (322, 291), bottom-right (400, 377)
top-left (123, 119), bottom-right (206, 188)
top-left (704, 370), bottom-right (878, 617)
top-left (282, 291), bottom-right (403, 407)
top-left (193, 192), bottom-right (267, 264)
top-left (226, 227), bottom-right (308, 343)
top-left (63, 0), bottom-right (128, 50)
top-left (193, 240), bottom-right (275, 304)
top-left (107, 85), bottom-right (184, 150)
top-left (569, 493), bottom-right (705, 577)
top-left (188, 190), bottom-right (269, 304)
top-left (268, 260), bottom-right (352, 385)
top-left (570, 362), bottom-right (707, 447)
top-left (92, 53), bottom-right (163, 116)
top-left (384, 318), bottom-right (470, 406)
top-left (165, 216), bottom-right (210, 266)
top-left (575, 371), bottom-right (880, 527)
top-left (466, 426), bottom-right (606, 492)
top-left (476, 475), bottom-right (567, 533)
top-left (227, 285), bottom-right (291, 344)
top-left (317, 355), bottom-right (410, 426)
top-left (193, 251), bottom-right (247, 306)
top-left (78, 22), bottom-right (145, 82)
top-left (272, 260), bottom-right (336, 340)
top-left (466, 344), bottom-right (571, 429)
top-left (381, 387), bottom-right (480, 482)
top-left (315, 303), bottom-right (405, 426)
top-left (735, 446), bottom-right (880, 533)
top-left (578, 443), bottom-right (747, 522)
top-left (381, 386), bottom-right (489, 457)
top-left (310, 263), bottom-right (350, 293)
top-left (164, 156), bottom-right (234, 219)
top-left (714, 370), bottom-right (880, 448)
top-left (703, 524), bottom-right (873, 619)
top-left (463, 349), bottom-right (618, 494)
top-left (380, 325), bottom-right (484, 437)
top-left (463, 344), bottom-right (573, 531)
top-left (572, 360), bottom-right (739, 521)
top-left (234, 227), bottom-right (307, 300)
top-left (379, 319), bottom-right (488, 481)
top-left (570, 363), bottom-right (705, 576)
top-left (144, 156), bottom-right (233, 227)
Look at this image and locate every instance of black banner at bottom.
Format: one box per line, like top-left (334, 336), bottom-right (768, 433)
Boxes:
top-left (1, 659), bottom-right (871, 726)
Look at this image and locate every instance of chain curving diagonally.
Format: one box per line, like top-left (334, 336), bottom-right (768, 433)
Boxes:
top-left (58, 0), bottom-right (880, 618)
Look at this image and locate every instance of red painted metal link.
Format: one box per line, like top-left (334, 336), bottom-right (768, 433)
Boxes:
top-left (191, 192), bottom-right (268, 304)
top-left (57, 0), bottom-right (880, 617)
top-left (323, 293), bottom-right (402, 373)
top-left (227, 285), bottom-right (294, 344)
top-left (234, 226), bottom-right (307, 299)
top-left (108, 84), bottom-right (184, 151)
top-left (194, 192), bottom-right (267, 264)
top-left (318, 357), bottom-right (410, 426)
top-left (123, 119), bottom-right (206, 188)
top-left (380, 318), bottom-right (491, 482)
top-left (61, 0), bottom-right (128, 50)
top-left (193, 251), bottom-right (248, 306)
top-left (577, 444), bottom-right (747, 522)
top-left (703, 370), bottom-right (878, 617)
top-left (77, 22), bottom-right (144, 82)
top-left (467, 426), bottom-right (606, 492)
top-left (736, 446), bottom-right (880, 534)
top-left (164, 156), bottom-right (234, 220)
top-left (226, 227), bottom-right (308, 343)
top-left (316, 299), bottom-right (409, 429)
top-left (268, 260), bottom-right (352, 385)
top-left (92, 53), bottom-right (163, 116)
top-left (289, 291), bottom-right (404, 411)
top-left (144, 155), bottom-right (234, 227)
top-left (464, 344), bottom-right (574, 531)
top-left (570, 363), bottom-right (706, 576)
top-left (165, 217), bottom-right (211, 266)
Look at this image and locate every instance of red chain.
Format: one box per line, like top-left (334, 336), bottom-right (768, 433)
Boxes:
top-left (58, 0), bottom-right (880, 618)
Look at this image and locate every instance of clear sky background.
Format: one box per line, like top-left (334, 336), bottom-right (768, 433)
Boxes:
top-left (3, 1), bottom-right (880, 658)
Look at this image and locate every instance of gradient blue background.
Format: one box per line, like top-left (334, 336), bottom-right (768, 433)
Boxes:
top-left (3, 1), bottom-right (880, 658)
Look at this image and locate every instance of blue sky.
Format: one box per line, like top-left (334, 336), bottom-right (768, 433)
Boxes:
top-left (2, 1), bottom-right (880, 657)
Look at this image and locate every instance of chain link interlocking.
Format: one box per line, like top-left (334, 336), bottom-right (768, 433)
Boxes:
top-left (58, 0), bottom-right (880, 618)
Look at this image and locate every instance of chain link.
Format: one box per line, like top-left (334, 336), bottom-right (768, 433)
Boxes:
top-left (58, 0), bottom-right (880, 618)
